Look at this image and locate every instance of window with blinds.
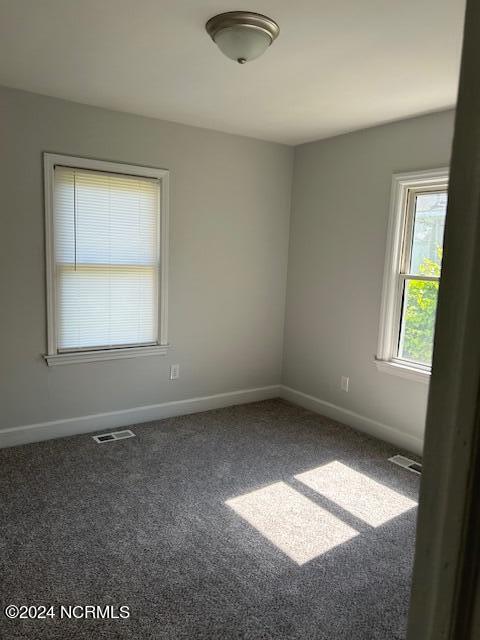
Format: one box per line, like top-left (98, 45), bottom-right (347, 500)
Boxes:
top-left (44, 155), bottom-right (169, 365)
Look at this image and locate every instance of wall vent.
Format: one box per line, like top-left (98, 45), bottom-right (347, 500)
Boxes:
top-left (389, 454), bottom-right (422, 475)
top-left (93, 429), bottom-right (135, 443)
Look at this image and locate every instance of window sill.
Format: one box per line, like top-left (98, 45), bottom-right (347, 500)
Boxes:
top-left (44, 344), bottom-right (169, 366)
top-left (375, 358), bottom-right (430, 384)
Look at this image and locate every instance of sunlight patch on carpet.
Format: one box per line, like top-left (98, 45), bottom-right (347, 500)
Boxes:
top-left (295, 461), bottom-right (417, 527)
top-left (226, 481), bottom-right (358, 565)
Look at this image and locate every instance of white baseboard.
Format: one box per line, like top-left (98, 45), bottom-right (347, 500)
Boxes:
top-left (0, 385), bottom-right (281, 449)
top-left (280, 385), bottom-right (423, 455)
top-left (0, 383), bottom-right (423, 455)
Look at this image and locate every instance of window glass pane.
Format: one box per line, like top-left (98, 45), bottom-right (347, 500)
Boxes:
top-left (55, 168), bottom-right (159, 266)
top-left (409, 191), bottom-right (447, 275)
top-left (398, 278), bottom-right (439, 366)
top-left (57, 266), bottom-right (157, 350)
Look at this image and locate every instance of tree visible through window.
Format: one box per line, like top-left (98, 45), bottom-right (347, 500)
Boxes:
top-left (398, 192), bottom-right (446, 366)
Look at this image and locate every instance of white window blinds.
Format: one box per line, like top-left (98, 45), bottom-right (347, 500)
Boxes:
top-left (53, 166), bottom-right (160, 351)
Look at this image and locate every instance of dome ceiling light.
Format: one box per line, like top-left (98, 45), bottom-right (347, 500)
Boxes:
top-left (206, 11), bottom-right (280, 64)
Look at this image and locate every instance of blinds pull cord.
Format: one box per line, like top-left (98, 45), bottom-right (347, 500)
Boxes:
top-left (73, 170), bottom-right (77, 272)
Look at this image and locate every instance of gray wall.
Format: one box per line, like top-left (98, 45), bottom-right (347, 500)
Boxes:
top-left (0, 85), bottom-right (455, 447)
top-left (0, 86), bottom-right (293, 430)
top-left (282, 110), bottom-right (455, 445)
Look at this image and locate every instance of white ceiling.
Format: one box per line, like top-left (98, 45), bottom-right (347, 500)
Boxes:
top-left (0, 0), bottom-right (465, 145)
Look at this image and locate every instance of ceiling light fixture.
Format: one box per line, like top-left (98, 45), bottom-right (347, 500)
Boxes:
top-left (206, 11), bottom-right (280, 64)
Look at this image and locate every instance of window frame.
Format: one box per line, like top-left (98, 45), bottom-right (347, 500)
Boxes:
top-left (43, 153), bottom-right (170, 366)
top-left (376, 167), bottom-right (449, 383)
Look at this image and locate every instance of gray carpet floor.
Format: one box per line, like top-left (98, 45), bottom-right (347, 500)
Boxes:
top-left (0, 399), bottom-right (420, 640)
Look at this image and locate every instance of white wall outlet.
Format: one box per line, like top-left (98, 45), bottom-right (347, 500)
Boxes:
top-left (170, 364), bottom-right (180, 380)
top-left (341, 375), bottom-right (349, 392)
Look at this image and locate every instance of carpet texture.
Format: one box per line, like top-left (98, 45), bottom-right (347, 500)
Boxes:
top-left (0, 399), bottom-right (420, 639)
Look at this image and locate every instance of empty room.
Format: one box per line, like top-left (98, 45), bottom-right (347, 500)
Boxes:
top-left (1, 1), bottom-right (478, 639)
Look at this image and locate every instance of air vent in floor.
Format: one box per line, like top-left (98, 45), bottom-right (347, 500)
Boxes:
top-left (92, 429), bottom-right (135, 443)
top-left (389, 454), bottom-right (422, 475)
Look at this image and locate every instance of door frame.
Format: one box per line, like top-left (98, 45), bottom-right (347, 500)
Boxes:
top-left (407, 1), bottom-right (480, 637)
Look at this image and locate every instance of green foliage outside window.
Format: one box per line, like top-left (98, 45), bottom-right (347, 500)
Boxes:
top-left (400, 247), bottom-right (441, 365)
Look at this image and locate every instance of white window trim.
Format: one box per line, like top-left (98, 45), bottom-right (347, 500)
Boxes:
top-left (43, 153), bottom-right (170, 366)
top-left (376, 167), bottom-right (449, 383)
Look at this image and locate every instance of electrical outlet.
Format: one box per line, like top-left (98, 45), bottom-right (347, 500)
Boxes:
top-left (341, 376), bottom-right (349, 392)
top-left (170, 364), bottom-right (180, 380)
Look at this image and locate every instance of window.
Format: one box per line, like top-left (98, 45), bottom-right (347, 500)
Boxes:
top-left (376, 167), bottom-right (448, 383)
top-left (44, 154), bottom-right (169, 365)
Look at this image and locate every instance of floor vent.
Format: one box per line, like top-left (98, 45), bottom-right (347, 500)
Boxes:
top-left (389, 454), bottom-right (422, 475)
top-left (92, 429), bottom-right (135, 444)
